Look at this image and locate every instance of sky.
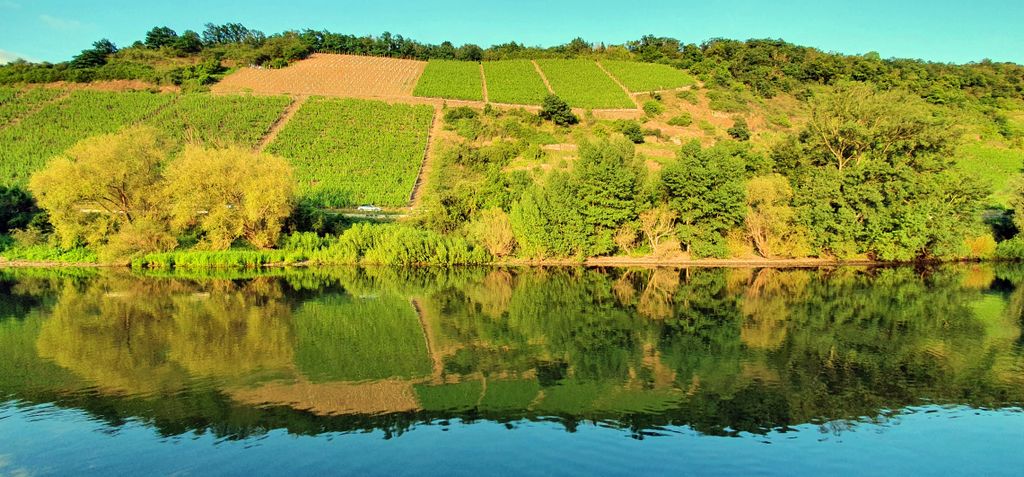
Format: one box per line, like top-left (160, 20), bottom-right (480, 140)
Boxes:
top-left (1, 0), bottom-right (1022, 65)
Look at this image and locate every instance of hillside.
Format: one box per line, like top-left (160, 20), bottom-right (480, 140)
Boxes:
top-left (2, 26), bottom-right (1024, 266)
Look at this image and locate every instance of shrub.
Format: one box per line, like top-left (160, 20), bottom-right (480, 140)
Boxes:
top-left (642, 100), bottom-right (665, 117)
top-left (667, 113), bottom-right (693, 127)
top-left (539, 94), bottom-right (578, 126)
top-left (728, 118), bottom-right (751, 141)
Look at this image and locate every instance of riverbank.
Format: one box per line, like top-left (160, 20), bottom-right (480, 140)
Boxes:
top-left (0, 255), bottom-right (986, 270)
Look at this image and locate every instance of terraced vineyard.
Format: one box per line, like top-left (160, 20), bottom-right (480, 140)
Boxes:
top-left (413, 60), bottom-right (484, 101)
top-left (145, 93), bottom-right (291, 150)
top-left (600, 60), bottom-right (696, 92)
top-left (0, 87), bottom-right (64, 126)
top-left (535, 59), bottom-right (635, 109)
top-left (266, 97), bottom-right (434, 207)
top-left (0, 90), bottom-right (174, 186)
top-left (482, 60), bottom-right (550, 105)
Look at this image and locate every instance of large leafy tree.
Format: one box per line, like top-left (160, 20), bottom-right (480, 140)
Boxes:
top-left (28, 126), bottom-right (174, 254)
top-left (574, 139), bottom-right (643, 255)
top-left (781, 85), bottom-right (986, 260)
top-left (660, 141), bottom-right (748, 258)
top-left (163, 146), bottom-right (295, 249)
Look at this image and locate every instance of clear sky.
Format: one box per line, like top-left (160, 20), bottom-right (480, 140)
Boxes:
top-left (1, 0), bottom-right (1022, 65)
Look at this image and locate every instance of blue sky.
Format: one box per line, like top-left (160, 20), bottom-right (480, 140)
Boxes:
top-left (1, 0), bottom-right (1022, 64)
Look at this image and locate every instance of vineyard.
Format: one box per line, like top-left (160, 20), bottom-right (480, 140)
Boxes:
top-left (0, 87), bottom-right (64, 126)
top-left (213, 54), bottom-right (426, 98)
top-left (535, 59), bottom-right (635, 109)
top-left (145, 93), bottom-right (292, 150)
top-left (0, 90), bottom-right (173, 186)
top-left (599, 60), bottom-right (696, 92)
top-left (482, 60), bottom-right (550, 105)
top-left (266, 97), bottom-right (434, 207)
top-left (413, 60), bottom-right (484, 101)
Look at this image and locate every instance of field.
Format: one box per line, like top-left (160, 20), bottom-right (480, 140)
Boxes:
top-left (0, 87), bottom-right (64, 126)
top-left (266, 97), bottom-right (434, 207)
top-left (600, 60), bottom-right (696, 92)
top-left (535, 59), bottom-right (635, 109)
top-left (213, 54), bottom-right (426, 98)
top-left (956, 143), bottom-right (1024, 206)
top-left (413, 60), bottom-right (484, 101)
top-left (0, 90), bottom-right (174, 186)
top-left (145, 93), bottom-right (291, 150)
top-left (482, 60), bottom-right (550, 105)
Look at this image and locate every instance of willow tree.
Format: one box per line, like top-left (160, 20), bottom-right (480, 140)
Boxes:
top-left (163, 146), bottom-right (295, 249)
top-left (28, 126), bottom-right (175, 255)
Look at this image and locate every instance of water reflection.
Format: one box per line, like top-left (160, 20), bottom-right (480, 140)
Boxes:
top-left (1, 265), bottom-right (1022, 440)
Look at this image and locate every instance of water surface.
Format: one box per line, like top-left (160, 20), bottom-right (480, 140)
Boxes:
top-left (1, 265), bottom-right (1022, 475)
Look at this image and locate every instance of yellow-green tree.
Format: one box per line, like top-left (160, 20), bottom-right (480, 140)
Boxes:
top-left (27, 126), bottom-right (176, 256)
top-left (164, 146), bottom-right (295, 249)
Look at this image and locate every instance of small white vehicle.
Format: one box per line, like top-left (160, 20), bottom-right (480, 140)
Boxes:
top-left (356, 205), bottom-right (382, 212)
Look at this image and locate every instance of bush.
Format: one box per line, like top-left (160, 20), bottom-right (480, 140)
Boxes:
top-left (727, 118), bottom-right (751, 141)
top-left (675, 89), bottom-right (699, 104)
top-left (996, 237), bottom-right (1024, 260)
top-left (539, 94), bottom-right (578, 126)
top-left (443, 106), bottom-right (478, 123)
top-left (667, 113), bottom-right (693, 127)
top-left (642, 100), bottom-right (665, 117)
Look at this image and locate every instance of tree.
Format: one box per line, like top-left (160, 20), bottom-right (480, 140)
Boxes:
top-left (174, 30), bottom-right (203, 54)
top-left (639, 205), bottom-right (677, 252)
top-left (163, 146), bottom-right (295, 249)
top-left (510, 173), bottom-right (589, 258)
top-left (660, 141), bottom-right (748, 257)
top-left (803, 83), bottom-right (950, 171)
top-left (574, 139), bottom-right (643, 255)
top-left (144, 26), bottom-right (179, 49)
top-left (72, 39), bottom-right (118, 68)
top-left (744, 175), bottom-right (809, 258)
top-left (539, 94), bottom-right (578, 126)
top-left (0, 186), bottom-right (41, 234)
top-left (455, 44), bottom-right (483, 61)
top-left (727, 117), bottom-right (751, 141)
top-left (28, 126), bottom-right (174, 254)
top-left (467, 208), bottom-right (516, 257)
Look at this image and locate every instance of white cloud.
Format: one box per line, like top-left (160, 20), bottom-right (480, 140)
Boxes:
top-left (39, 14), bottom-right (84, 31)
top-left (0, 49), bottom-right (33, 64)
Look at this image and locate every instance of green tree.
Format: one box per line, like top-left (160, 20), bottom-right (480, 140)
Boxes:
top-left (539, 94), bottom-right (578, 127)
top-left (163, 146), bottom-right (296, 249)
top-left (744, 174), bottom-right (809, 258)
top-left (174, 30), bottom-right (204, 55)
top-left (660, 141), bottom-right (748, 257)
top-left (0, 186), bottom-right (40, 234)
top-left (72, 39), bottom-right (118, 68)
top-left (144, 26), bottom-right (179, 49)
top-left (574, 139), bottom-right (643, 255)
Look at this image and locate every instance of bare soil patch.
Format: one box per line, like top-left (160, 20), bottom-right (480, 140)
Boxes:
top-left (212, 54), bottom-right (426, 98)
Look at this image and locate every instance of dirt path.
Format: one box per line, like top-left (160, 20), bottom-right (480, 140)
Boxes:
top-left (409, 105), bottom-right (442, 207)
top-left (532, 60), bottom-right (555, 94)
top-left (257, 95), bottom-right (307, 152)
top-left (596, 61), bottom-right (641, 109)
top-left (479, 63), bottom-right (490, 103)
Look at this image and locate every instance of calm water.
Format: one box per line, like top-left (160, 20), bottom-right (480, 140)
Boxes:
top-left (0, 265), bottom-right (1022, 476)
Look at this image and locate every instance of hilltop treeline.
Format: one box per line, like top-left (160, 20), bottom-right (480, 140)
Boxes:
top-left (1, 24), bottom-right (1022, 101)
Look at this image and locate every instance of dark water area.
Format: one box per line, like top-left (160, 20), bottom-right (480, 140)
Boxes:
top-left (0, 265), bottom-right (1022, 476)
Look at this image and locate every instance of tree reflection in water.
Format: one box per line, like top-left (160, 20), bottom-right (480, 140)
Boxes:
top-left (0, 264), bottom-right (1021, 439)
